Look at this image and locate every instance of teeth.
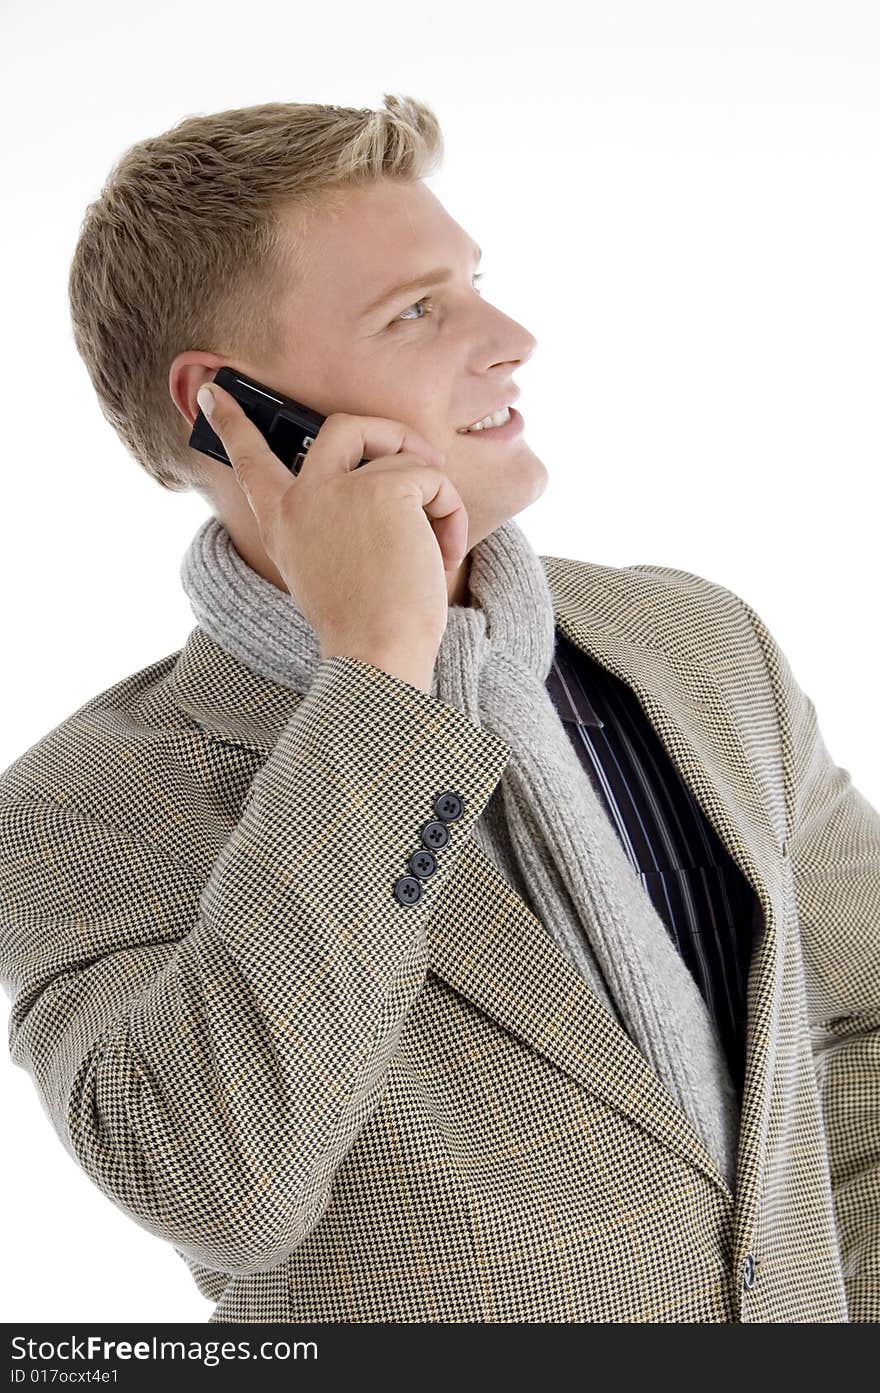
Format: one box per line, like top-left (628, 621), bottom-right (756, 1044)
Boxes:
top-left (459, 405), bottom-right (511, 433)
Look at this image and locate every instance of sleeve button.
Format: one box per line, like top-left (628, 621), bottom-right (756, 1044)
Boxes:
top-left (433, 791), bottom-right (464, 822)
top-left (420, 819), bottom-right (450, 851)
top-left (408, 848), bottom-right (438, 880)
top-left (393, 875), bottom-right (423, 906)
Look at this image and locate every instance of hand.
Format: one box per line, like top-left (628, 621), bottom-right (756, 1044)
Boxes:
top-left (197, 382), bottom-right (468, 672)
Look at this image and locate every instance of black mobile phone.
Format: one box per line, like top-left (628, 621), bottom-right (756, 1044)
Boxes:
top-left (188, 365), bottom-right (370, 477)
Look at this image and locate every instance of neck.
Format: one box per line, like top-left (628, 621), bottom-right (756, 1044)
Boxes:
top-left (447, 551), bottom-right (473, 607)
top-left (211, 501), bottom-right (475, 610)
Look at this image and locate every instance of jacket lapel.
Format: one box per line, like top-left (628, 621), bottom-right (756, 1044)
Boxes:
top-left (172, 554), bottom-right (787, 1231)
top-left (425, 555), bottom-right (786, 1225)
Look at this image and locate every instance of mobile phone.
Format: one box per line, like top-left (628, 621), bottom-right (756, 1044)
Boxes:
top-left (188, 365), bottom-right (370, 477)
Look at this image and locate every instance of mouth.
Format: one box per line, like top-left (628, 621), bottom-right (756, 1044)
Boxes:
top-left (456, 406), bottom-right (524, 441)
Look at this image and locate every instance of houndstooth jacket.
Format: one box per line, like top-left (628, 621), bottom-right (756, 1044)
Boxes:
top-left (0, 555), bottom-right (877, 1322)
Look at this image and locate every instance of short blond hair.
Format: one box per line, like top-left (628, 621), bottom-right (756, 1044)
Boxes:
top-left (67, 94), bottom-right (444, 493)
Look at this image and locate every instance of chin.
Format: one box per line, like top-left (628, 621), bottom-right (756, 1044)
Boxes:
top-left (458, 443), bottom-right (548, 526)
top-left (504, 445), bottom-right (549, 509)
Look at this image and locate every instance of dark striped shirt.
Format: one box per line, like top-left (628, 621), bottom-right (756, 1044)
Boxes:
top-left (546, 627), bottom-right (757, 1101)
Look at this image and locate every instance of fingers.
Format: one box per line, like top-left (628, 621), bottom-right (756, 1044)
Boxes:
top-left (307, 413), bottom-right (446, 475)
top-left (196, 381), bottom-right (448, 518)
top-left (430, 507), bottom-right (469, 574)
top-left (197, 382), bottom-right (292, 520)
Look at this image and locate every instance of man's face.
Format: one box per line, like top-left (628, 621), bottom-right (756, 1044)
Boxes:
top-left (179, 177), bottom-right (546, 588)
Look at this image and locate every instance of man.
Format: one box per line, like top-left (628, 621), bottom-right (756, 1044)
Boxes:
top-left (1, 110), bottom-right (877, 1323)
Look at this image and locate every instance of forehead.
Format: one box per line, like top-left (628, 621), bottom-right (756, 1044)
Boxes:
top-left (279, 178), bottom-right (469, 294)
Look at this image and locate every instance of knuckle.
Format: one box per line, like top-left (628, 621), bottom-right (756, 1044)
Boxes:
top-left (319, 412), bottom-right (347, 432)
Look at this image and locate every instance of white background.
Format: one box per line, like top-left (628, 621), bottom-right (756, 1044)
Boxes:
top-left (1, 0), bottom-right (878, 1323)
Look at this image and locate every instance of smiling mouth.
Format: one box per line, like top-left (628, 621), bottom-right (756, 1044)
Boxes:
top-left (457, 405), bottom-right (512, 433)
top-left (456, 406), bottom-right (524, 440)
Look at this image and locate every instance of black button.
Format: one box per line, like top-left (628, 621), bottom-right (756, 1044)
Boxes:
top-left (393, 875), bottom-right (423, 906)
top-left (420, 819), bottom-right (450, 851)
top-left (433, 791), bottom-right (464, 822)
top-left (742, 1253), bottom-right (756, 1290)
top-left (408, 848), bottom-right (438, 880)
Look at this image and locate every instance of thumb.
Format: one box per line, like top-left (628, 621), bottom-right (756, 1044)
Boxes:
top-left (197, 382), bottom-right (291, 520)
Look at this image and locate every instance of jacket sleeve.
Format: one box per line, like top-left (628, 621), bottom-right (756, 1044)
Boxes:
top-left (0, 654), bottom-right (511, 1278)
top-left (739, 597), bottom-right (880, 1323)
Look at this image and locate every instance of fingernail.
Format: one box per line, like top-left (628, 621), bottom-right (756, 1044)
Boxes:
top-left (197, 385), bottom-right (215, 419)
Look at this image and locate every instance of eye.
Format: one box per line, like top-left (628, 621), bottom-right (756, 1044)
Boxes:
top-left (393, 272), bottom-right (485, 324)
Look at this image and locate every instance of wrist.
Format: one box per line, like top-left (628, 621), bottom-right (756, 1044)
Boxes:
top-left (321, 644), bottom-right (437, 695)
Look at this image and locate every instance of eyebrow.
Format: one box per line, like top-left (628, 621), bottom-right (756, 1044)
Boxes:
top-left (360, 241), bottom-right (482, 320)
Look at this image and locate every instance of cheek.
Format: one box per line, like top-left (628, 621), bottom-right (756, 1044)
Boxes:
top-left (376, 340), bottom-right (460, 430)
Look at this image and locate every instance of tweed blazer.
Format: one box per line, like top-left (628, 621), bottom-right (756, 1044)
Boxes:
top-left (0, 555), bottom-right (877, 1324)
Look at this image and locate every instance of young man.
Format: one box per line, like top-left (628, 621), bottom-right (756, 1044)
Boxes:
top-left (1, 98), bottom-right (877, 1323)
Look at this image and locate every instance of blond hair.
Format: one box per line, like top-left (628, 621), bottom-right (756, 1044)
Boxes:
top-left (67, 95), bottom-right (444, 493)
